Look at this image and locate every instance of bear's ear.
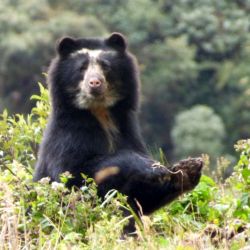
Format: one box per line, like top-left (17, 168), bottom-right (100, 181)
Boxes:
top-left (106, 33), bottom-right (127, 52)
top-left (56, 37), bottom-right (78, 56)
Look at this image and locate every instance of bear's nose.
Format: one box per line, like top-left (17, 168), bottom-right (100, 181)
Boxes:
top-left (89, 78), bottom-right (102, 88)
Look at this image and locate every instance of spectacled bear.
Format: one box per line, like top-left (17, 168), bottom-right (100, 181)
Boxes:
top-left (34, 33), bottom-right (203, 233)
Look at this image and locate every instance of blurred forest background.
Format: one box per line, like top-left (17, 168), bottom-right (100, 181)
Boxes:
top-left (1, 0), bottom-right (250, 166)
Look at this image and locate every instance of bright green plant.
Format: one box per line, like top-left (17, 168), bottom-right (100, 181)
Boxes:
top-left (0, 85), bottom-right (249, 249)
top-left (230, 139), bottom-right (250, 221)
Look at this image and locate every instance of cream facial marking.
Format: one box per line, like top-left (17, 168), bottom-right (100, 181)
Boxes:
top-left (71, 48), bottom-right (117, 59)
top-left (71, 48), bottom-right (121, 109)
top-left (76, 48), bottom-right (103, 58)
top-left (79, 62), bottom-right (106, 92)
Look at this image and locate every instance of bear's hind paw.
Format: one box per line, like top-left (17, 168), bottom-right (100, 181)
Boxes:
top-left (170, 157), bottom-right (203, 193)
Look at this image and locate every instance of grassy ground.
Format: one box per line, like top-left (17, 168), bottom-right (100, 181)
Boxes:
top-left (0, 86), bottom-right (249, 249)
top-left (0, 167), bottom-right (249, 250)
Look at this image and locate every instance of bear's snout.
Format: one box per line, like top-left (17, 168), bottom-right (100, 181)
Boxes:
top-left (88, 76), bottom-right (105, 96)
top-left (89, 77), bottom-right (103, 88)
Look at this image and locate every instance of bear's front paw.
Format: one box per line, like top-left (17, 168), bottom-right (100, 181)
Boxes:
top-left (170, 157), bottom-right (203, 193)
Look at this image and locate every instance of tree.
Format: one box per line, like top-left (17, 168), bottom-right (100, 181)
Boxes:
top-left (0, 0), bottom-right (107, 113)
top-left (140, 36), bottom-right (198, 154)
top-left (171, 105), bottom-right (225, 160)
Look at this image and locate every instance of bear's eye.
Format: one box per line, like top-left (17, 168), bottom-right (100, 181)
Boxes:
top-left (79, 61), bottom-right (89, 71)
top-left (98, 59), bottom-right (111, 72)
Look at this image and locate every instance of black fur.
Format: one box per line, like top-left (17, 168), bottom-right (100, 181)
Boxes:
top-left (34, 33), bottom-right (202, 233)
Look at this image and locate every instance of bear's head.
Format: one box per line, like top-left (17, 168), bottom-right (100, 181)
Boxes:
top-left (48, 33), bottom-right (139, 111)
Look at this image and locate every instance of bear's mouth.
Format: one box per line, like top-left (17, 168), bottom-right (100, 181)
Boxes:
top-left (73, 89), bottom-right (121, 109)
top-left (89, 86), bottom-right (105, 97)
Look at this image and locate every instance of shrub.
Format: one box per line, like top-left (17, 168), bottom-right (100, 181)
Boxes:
top-left (0, 85), bottom-right (249, 249)
top-left (171, 105), bottom-right (225, 161)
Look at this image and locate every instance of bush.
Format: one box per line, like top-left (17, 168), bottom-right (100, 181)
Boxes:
top-left (171, 105), bottom-right (225, 161)
top-left (0, 85), bottom-right (249, 249)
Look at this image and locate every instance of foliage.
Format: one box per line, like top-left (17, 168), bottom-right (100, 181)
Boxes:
top-left (159, 0), bottom-right (250, 155)
top-left (0, 0), bottom-right (250, 161)
top-left (171, 105), bottom-right (225, 160)
top-left (0, 0), bottom-right (107, 113)
top-left (140, 36), bottom-right (198, 151)
top-left (0, 86), bottom-right (249, 249)
top-left (232, 139), bottom-right (250, 221)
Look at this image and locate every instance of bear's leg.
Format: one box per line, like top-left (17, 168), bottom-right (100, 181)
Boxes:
top-left (123, 157), bottom-right (203, 215)
top-left (93, 153), bottom-right (203, 216)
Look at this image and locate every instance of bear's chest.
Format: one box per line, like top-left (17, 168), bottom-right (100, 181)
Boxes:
top-left (90, 107), bottom-right (119, 152)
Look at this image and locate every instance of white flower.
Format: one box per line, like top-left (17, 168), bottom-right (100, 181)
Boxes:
top-left (51, 181), bottom-right (64, 191)
top-left (39, 177), bottom-right (51, 185)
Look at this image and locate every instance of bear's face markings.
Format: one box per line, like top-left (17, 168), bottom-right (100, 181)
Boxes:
top-left (54, 33), bottom-right (135, 110)
top-left (64, 48), bottom-right (122, 109)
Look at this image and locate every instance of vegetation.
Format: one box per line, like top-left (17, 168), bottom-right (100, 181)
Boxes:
top-left (171, 105), bottom-right (225, 161)
top-left (1, 1), bottom-right (250, 249)
top-left (0, 86), bottom-right (249, 249)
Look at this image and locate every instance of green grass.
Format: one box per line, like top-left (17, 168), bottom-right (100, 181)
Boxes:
top-left (0, 85), bottom-right (249, 249)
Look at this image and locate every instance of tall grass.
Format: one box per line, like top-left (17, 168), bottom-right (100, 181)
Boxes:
top-left (0, 85), bottom-right (249, 249)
